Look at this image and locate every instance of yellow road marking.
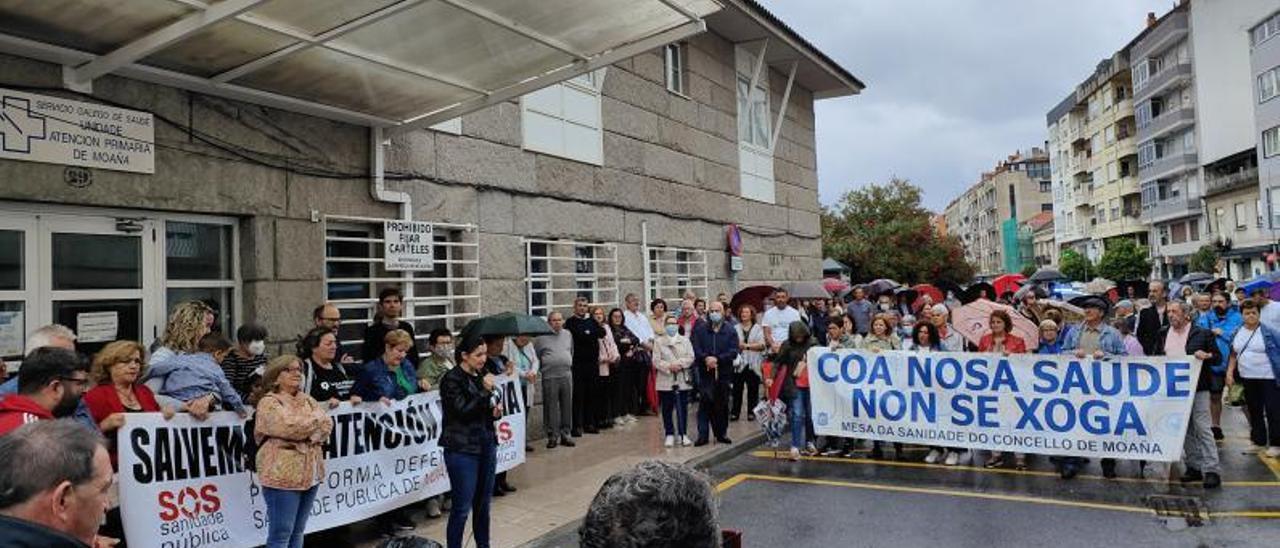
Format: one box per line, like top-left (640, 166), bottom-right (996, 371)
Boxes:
top-left (715, 473), bottom-right (751, 493)
top-left (749, 450), bottom-right (1280, 487)
top-left (1257, 452), bottom-right (1280, 481)
top-left (719, 474), bottom-right (1280, 519)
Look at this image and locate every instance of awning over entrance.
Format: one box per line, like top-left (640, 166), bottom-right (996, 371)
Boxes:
top-left (0, 0), bottom-right (718, 131)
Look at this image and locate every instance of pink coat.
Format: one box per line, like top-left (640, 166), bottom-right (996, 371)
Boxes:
top-left (599, 324), bottom-right (620, 376)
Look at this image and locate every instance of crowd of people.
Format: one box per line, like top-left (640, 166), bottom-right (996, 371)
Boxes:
top-left (2, 276), bottom-right (1279, 548)
top-left (0, 287), bottom-right (511, 548)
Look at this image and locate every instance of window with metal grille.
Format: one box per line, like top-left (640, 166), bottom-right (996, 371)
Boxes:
top-left (645, 246), bottom-right (708, 304)
top-left (323, 216), bottom-right (480, 356)
top-left (524, 239), bottom-right (618, 317)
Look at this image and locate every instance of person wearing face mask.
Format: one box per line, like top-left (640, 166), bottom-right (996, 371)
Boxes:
top-left (222, 323), bottom-right (269, 401)
top-left (765, 321), bottom-right (817, 460)
top-left (653, 316), bottom-right (694, 448)
top-left (689, 302), bottom-right (740, 446)
top-left (420, 328), bottom-right (457, 392)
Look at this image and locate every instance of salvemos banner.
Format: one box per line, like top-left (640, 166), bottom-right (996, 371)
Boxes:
top-left (118, 376), bottom-right (526, 548)
top-left (807, 349), bottom-right (1200, 462)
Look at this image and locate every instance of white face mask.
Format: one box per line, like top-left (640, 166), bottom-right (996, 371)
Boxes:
top-left (248, 340), bottom-right (266, 356)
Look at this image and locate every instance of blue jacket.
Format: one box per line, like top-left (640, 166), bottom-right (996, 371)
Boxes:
top-left (353, 357), bottom-right (418, 401)
top-left (1060, 322), bottom-right (1127, 357)
top-left (1259, 323), bottom-right (1280, 386)
top-left (0, 377), bottom-right (96, 430)
top-left (1195, 309), bottom-right (1242, 374)
top-left (690, 319), bottom-right (739, 386)
top-left (143, 352), bottom-right (245, 412)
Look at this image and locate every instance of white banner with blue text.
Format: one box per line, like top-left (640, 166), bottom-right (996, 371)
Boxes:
top-left (117, 376), bottom-right (526, 548)
top-left (807, 349), bottom-right (1200, 462)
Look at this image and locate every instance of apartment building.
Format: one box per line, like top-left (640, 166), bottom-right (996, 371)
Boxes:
top-left (942, 149), bottom-right (1052, 278)
top-left (1048, 93), bottom-right (1088, 256)
top-left (0, 0), bottom-right (863, 371)
top-left (1133, 4), bottom-right (1203, 279)
top-left (1256, 8), bottom-right (1280, 232)
top-left (1250, 8), bottom-right (1280, 274)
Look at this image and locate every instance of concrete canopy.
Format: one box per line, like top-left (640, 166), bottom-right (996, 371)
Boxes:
top-left (0, 0), bottom-right (719, 129)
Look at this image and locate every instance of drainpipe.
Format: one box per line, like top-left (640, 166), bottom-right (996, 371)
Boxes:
top-left (641, 220), bottom-right (651, 301)
top-left (370, 126), bottom-right (411, 219)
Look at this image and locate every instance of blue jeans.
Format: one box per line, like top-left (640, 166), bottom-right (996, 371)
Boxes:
top-left (444, 441), bottom-right (497, 548)
top-left (262, 485), bottom-right (318, 548)
top-left (790, 389), bottom-right (811, 450)
top-left (659, 390), bottom-right (689, 436)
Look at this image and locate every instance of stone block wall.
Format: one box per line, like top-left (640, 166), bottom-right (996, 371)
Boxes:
top-left (0, 25), bottom-right (825, 435)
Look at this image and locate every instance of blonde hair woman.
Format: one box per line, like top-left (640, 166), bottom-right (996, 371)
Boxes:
top-left (252, 355), bottom-right (332, 548)
top-left (150, 301), bottom-right (213, 366)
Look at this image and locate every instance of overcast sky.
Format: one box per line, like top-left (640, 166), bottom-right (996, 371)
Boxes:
top-left (757, 0), bottom-right (1175, 212)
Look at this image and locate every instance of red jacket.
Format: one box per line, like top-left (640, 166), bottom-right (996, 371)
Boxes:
top-left (82, 384), bottom-right (161, 425)
top-left (978, 333), bottom-right (1027, 354)
top-left (0, 395), bottom-right (53, 436)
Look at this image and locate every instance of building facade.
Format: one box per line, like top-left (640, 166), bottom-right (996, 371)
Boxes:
top-left (0, 1), bottom-right (862, 377)
top-left (1134, 4), bottom-right (1204, 279)
top-left (942, 149), bottom-right (1052, 278)
top-left (1250, 8), bottom-right (1280, 272)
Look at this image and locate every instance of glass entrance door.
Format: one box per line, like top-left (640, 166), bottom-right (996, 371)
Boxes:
top-left (38, 215), bottom-right (158, 356)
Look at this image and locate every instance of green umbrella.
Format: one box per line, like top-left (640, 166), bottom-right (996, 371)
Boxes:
top-left (459, 312), bottom-right (554, 340)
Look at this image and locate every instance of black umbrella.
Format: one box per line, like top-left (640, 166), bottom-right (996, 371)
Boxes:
top-left (1029, 267), bottom-right (1067, 282)
top-left (960, 282), bottom-right (996, 304)
top-left (459, 312), bottom-right (553, 340)
top-left (781, 281), bottom-right (831, 300)
top-left (1179, 272), bottom-right (1213, 284)
top-left (934, 280), bottom-right (964, 301)
top-left (866, 279), bottom-right (901, 298)
top-left (1202, 277), bottom-right (1229, 293)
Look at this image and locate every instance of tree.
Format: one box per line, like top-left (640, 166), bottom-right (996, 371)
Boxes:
top-left (1059, 249), bottom-right (1094, 282)
top-left (1096, 239), bottom-right (1152, 281)
top-left (1188, 245), bottom-right (1219, 274)
top-left (1020, 264), bottom-right (1038, 278)
top-left (822, 178), bottom-right (975, 285)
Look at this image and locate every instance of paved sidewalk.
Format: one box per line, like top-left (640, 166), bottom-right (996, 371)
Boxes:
top-left (346, 414), bottom-right (763, 547)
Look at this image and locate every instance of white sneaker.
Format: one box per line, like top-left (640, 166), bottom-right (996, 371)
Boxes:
top-left (789, 447), bottom-right (801, 461)
top-left (664, 435), bottom-right (675, 448)
top-left (681, 435), bottom-right (693, 446)
top-left (626, 414), bottom-right (638, 424)
top-left (1267, 447), bottom-right (1280, 458)
top-left (944, 451), bottom-right (960, 466)
top-left (805, 442), bottom-right (818, 455)
top-left (925, 449), bottom-right (944, 464)
top-left (615, 417), bottom-right (628, 427)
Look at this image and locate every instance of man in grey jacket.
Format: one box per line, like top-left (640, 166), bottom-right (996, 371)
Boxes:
top-left (535, 311), bottom-right (575, 449)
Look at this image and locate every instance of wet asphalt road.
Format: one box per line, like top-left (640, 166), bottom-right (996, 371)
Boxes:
top-left (527, 411), bottom-right (1280, 547)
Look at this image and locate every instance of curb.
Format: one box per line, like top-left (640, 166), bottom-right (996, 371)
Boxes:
top-left (518, 431), bottom-right (765, 548)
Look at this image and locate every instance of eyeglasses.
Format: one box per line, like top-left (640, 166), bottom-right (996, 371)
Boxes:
top-left (59, 376), bottom-right (90, 387)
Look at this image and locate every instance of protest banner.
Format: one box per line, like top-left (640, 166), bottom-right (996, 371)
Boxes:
top-left (117, 376), bottom-right (526, 548)
top-left (807, 349), bottom-right (1200, 461)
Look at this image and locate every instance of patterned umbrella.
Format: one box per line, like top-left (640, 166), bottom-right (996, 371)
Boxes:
top-left (951, 300), bottom-right (1040, 351)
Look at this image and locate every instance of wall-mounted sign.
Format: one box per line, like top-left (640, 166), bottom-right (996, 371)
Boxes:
top-left (726, 224), bottom-right (743, 256)
top-left (0, 88), bottom-right (154, 173)
top-left (729, 256), bottom-right (744, 272)
top-left (384, 220), bottom-right (434, 271)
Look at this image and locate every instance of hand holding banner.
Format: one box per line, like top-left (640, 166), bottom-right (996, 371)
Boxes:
top-left (807, 349), bottom-right (1200, 462)
top-left (118, 376), bottom-right (526, 548)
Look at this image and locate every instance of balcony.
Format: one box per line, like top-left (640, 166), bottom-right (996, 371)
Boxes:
top-left (1142, 196), bottom-right (1202, 223)
top-left (1139, 152), bottom-right (1198, 183)
top-left (1133, 11), bottom-right (1189, 71)
top-left (1072, 155), bottom-right (1091, 176)
top-left (1203, 166), bottom-right (1260, 197)
top-left (1115, 135), bottom-right (1136, 158)
top-left (1140, 106), bottom-right (1195, 142)
top-left (1135, 62), bottom-right (1193, 102)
